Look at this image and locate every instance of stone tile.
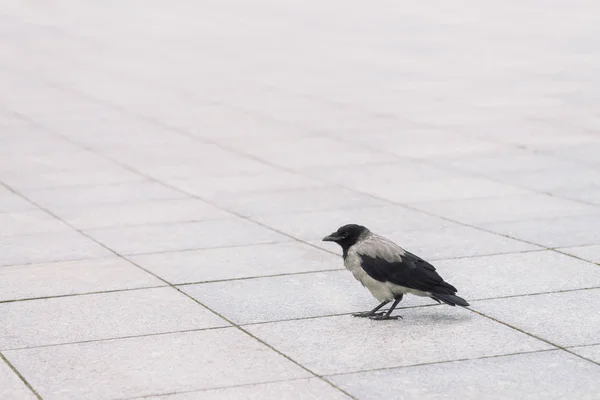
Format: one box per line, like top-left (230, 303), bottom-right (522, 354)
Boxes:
top-left (484, 214), bottom-right (600, 248)
top-left (168, 171), bottom-right (327, 199)
top-left (380, 225), bottom-right (540, 260)
top-left (472, 289), bottom-right (600, 347)
top-left (255, 206), bottom-right (453, 242)
top-left (182, 270), bottom-right (423, 324)
top-left (3, 329), bottom-right (310, 400)
top-left (0, 357), bottom-right (37, 400)
top-left (338, 129), bottom-right (505, 158)
top-left (433, 250), bottom-right (600, 300)
top-left (425, 149), bottom-right (584, 175)
top-left (50, 199), bottom-right (232, 229)
top-left (246, 311), bottom-right (550, 375)
top-left (0, 287), bottom-right (227, 350)
top-left (0, 188), bottom-right (34, 213)
top-left (303, 161), bottom-right (462, 187)
top-left (570, 345), bottom-right (600, 364)
top-left (142, 378), bottom-right (351, 400)
top-left (553, 186), bottom-right (600, 206)
top-left (410, 194), bottom-right (596, 225)
top-left (130, 242), bottom-right (339, 284)
top-left (0, 210), bottom-right (71, 237)
top-left (490, 167), bottom-right (600, 192)
top-left (213, 187), bottom-right (388, 217)
top-left (558, 245), bottom-right (600, 264)
top-left (0, 231), bottom-right (112, 267)
top-left (86, 219), bottom-right (292, 255)
top-left (0, 165), bottom-right (145, 190)
top-left (330, 351), bottom-right (600, 400)
top-left (224, 136), bottom-right (397, 169)
top-left (0, 258), bottom-right (163, 302)
top-left (24, 181), bottom-right (187, 209)
top-left (361, 177), bottom-right (532, 204)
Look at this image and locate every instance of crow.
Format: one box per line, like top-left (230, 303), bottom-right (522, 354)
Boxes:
top-left (322, 224), bottom-right (469, 320)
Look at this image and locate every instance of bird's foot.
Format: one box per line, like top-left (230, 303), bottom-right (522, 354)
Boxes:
top-left (369, 314), bottom-right (403, 320)
top-left (352, 311), bottom-right (385, 318)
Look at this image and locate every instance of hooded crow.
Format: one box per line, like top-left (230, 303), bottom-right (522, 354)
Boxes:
top-left (323, 224), bottom-right (469, 320)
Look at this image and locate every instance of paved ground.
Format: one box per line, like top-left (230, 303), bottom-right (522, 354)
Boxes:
top-left (1, 1), bottom-right (600, 399)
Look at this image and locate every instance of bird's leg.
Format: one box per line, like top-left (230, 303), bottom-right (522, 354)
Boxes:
top-left (370, 295), bottom-right (403, 320)
top-left (352, 301), bottom-right (389, 317)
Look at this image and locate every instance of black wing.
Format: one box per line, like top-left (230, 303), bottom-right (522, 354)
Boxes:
top-left (359, 252), bottom-right (457, 294)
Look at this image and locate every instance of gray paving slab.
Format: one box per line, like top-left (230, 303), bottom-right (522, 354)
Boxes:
top-left (224, 136), bottom-right (397, 169)
top-left (432, 250), bottom-right (600, 300)
top-left (141, 378), bottom-right (351, 400)
top-left (49, 198), bottom-right (233, 229)
top-left (130, 242), bottom-right (340, 284)
top-left (472, 289), bottom-right (600, 348)
top-left (0, 357), bottom-right (37, 400)
top-left (0, 165), bottom-right (145, 190)
top-left (213, 187), bottom-right (388, 217)
top-left (0, 231), bottom-right (112, 266)
top-left (558, 245), bottom-right (600, 264)
top-left (254, 205), bottom-right (453, 242)
top-left (0, 187), bottom-right (35, 213)
top-left (570, 345), bottom-right (600, 364)
top-left (246, 311), bottom-right (551, 375)
top-left (85, 219), bottom-right (292, 255)
top-left (168, 171), bottom-right (327, 199)
top-left (0, 287), bottom-right (228, 350)
top-left (182, 270), bottom-right (433, 325)
top-left (0, 257), bottom-right (163, 302)
top-left (329, 351), bottom-right (600, 400)
top-left (381, 225), bottom-right (541, 260)
top-left (0, 209), bottom-right (71, 237)
top-left (3, 328), bottom-right (310, 400)
top-left (410, 194), bottom-right (597, 225)
top-left (23, 181), bottom-right (188, 209)
top-left (484, 214), bottom-right (600, 248)
top-left (360, 176), bottom-right (533, 204)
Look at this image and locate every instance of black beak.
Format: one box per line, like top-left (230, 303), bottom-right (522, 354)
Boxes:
top-left (322, 232), bottom-right (338, 242)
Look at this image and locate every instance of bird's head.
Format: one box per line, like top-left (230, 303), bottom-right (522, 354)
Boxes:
top-left (322, 224), bottom-right (369, 248)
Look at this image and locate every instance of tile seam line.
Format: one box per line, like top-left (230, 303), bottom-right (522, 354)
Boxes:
top-left (324, 348), bottom-right (560, 378)
top-left (0, 109), bottom-right (342, 259)
top-left (0, 351), bottom-right (43, 400)
top-left (1, 326), bottom-right (231, 353)
top-left (112, 376), bottom-right (331, 400)
top-left (234, 285), bottom-right (600, 327)
top-left (0, 187), bottom-right (354, 398)
top-left (172, 286), bottom-right (359, 400)
top-left (4, 251), bottom-right (585, 304)
top-left (468, 307), bottom-right (600, 367)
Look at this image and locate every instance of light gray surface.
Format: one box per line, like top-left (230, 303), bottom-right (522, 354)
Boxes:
top-left (432, 250), bottom-right (600, 300)
top-left (2, 0), bottom-right (600, 398)
top-left (246, 311), bottom-right (551, 375)
top-left (0, 357), bottom-right (37, 400)
top-left (141, 378), bottom-right (352, 400)
top-left (4, 329), bottom-right (310, 400)
top-left (571, 345), bottom-right (600, 364)
top-left (130, 242), bottom-right (341, 284)
top-left (0, 257), bottom-right (164, 302)
top-left (0, 287), bottom-right (228, 349)
top-left (472, 289), bottom-right (600, 347)
top-left (0, 231), bottom-right (112, 266)
top-left (182, 270), bottom-right (428, 324)
top-left (329, 351), bottom-right (600, 400)
top-left (85, 219), bottom-right (292, 255)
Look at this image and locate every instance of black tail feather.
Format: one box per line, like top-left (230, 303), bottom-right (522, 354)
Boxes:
top-left (430, 293), bottom-right (470, 307)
